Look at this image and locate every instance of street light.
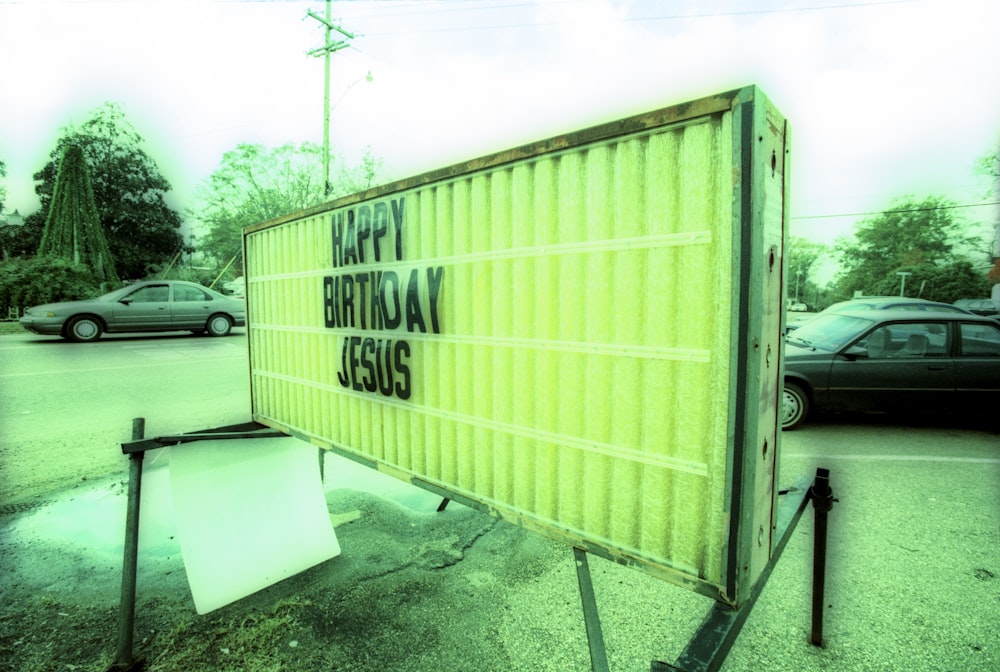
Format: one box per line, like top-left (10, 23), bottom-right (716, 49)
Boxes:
top-left (332, 70), bottom-right (373, 110)
top-left (896, 271), bottom-right (912, 297)
top-left (323, 70), bottom-right (373, 196)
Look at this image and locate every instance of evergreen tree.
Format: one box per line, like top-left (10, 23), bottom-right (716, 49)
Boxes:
top-left (32, 102), bottom-right (184, 279)
top-left (38, 144), bottom-right (119, 285)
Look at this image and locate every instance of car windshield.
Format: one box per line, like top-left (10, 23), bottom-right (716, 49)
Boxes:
top-left (786, 313), bottom-right (874, 352)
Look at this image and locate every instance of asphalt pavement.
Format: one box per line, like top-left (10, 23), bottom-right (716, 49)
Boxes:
top-left (1, 332), bottom-right (998, 670)
top-left (2, 419), bottom-right (998, 671)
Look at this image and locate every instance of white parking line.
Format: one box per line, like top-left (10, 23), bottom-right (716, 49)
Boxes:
top-left (123, 343), bottom-right (243, 360)
top-left (784, 453), bottom-right (1000, 465)
top-left (0, 360), bottom-right (210, 378)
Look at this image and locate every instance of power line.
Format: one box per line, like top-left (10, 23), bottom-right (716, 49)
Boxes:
top-left (792, 201), bottom-right (1000, 221)
top-left (347, 0), bottom-right (920, 36)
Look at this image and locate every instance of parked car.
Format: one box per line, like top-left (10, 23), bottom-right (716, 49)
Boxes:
top-left (781, 309), bottom-right (1000, 429)
top-left (785, 296), bottom-right (974, 333)
top-left (953, 298), bottom-right (999, 317)
top-left (20, 280), bottom-right (246, 342)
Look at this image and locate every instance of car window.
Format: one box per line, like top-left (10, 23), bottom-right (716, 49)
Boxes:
top-left (959, 323), bottom-right (1000, 357)
top-left (855, 323), bottom-right (947, 358)
top-left (175, 285), bottom-right (212, 302)
top-left (125, 285), bottom-right (170, 303)
top-left (855, 326), bottom-right (894, 359)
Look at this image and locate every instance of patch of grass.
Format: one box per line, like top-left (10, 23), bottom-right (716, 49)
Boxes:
top-left (144, 598), bottom-right (312, 672)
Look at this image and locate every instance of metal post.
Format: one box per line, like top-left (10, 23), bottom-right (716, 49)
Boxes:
top-left (574, 547), bottom-right (611, 672)
top-left (306, 1), bottom-right (355, 197)
top-left (114, 417), bottom-right (146, 669)
top-left (321, 0), bottom-right (332, 196)
top-left (810, 468), bottom-right (835, 647)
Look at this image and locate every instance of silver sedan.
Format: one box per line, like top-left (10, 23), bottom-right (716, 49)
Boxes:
top-left (20, 280), bottom-right (246, 342)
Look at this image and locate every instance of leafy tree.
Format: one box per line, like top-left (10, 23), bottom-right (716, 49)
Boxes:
top-left (190, 141), bottom-right (383, 273)
top-left (978, 149), bottom-right (1000, 285)
top-left (344, 146), bottom-right (385, 193)
top-left (38, 144), bottom-right (119, 285)
top-left (832, 195), bottom-right (987, 302)
top-left (976, 150), bottom-right (999, 190)
top-left (31, 102), bottom-right (185, 280)
top-left (912, 259), bottom-right (991, 299)
top-left (786, 236), bottom-right (827, 307)
top-left (0, 158), bottom-right (7, 213)
top-left (0, 213), bottom-right (44, 260)
top-left (0, 255), bottom-right (102, 318)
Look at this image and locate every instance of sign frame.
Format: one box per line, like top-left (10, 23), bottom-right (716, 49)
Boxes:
top-left (243, 85), bottom-right (789, 608)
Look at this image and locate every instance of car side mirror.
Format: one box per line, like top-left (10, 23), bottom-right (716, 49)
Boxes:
top-left (119, 298), bottom-right (133, 306)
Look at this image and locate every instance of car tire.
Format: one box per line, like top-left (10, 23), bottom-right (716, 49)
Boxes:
top-left (66, 315), bottom-right (103, 343)
top-left (781, 382), bottom-right (809, 430)
top-left (206, 314), bottom-right (233, 337)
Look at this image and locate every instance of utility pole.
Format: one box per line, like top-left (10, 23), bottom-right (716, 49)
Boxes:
top-left (307, 0), bottom-right (356, 197)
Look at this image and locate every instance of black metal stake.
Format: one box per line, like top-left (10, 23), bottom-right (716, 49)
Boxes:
top-left (574, 547), bottom-right (611, 672)
top-left (114, 417), bottom-right (146, 670)
top-left (810, 467), bottom-right (835, 647)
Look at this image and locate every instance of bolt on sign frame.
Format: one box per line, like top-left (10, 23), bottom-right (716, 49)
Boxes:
top-left (243, 85), bottom-right (788, 608)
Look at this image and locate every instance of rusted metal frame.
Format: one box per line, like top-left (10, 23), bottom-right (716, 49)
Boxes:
top-left (574, 547), bottom-right (612, 672)
top-left (111, 419), bottom-right (294, 669)
top-left (651, 475), bottom-right (814, 672)
top-left (112, 418), bottom-right (146, 671)
top-left (121, 421), bottom-right (285, 454)
top-left (721, 93), bottom-right (758, 607)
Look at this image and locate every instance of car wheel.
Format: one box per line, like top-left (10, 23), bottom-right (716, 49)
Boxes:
top-left (66, 316), bottom-right (103, 343)
top-left (206, 314), bottom-right (232, 337)
top-left (781, 382), bottom-right (809, 430)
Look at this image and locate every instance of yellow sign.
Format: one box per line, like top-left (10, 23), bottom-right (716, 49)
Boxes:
top-left (244, 86), bottom-right (788, 606)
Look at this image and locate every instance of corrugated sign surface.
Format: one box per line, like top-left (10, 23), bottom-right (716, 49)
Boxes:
top-left (245, 86), bottom-right (787, 604)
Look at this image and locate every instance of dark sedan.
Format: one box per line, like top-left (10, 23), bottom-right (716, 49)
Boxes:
top-left (781, 310), bottom-right (1000, 429)
top-left (953, 298), bottom-right (1000, 317)
top-left (20, 280), bottom-right (246, 342)
top-left (784, 296), bottom-right (974, 333)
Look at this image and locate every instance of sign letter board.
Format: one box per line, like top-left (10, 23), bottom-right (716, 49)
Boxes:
top-left (244, 86), bottom-right (788, 606)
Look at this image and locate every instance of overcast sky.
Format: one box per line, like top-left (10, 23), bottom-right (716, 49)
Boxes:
top-left (1, 0), bottom-right (998, 252)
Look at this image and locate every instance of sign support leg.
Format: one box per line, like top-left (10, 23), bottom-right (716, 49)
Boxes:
top-left (574, 547), bottom-right (611, 672)
top-left (809, 467), bottom-right (835, 647)
top-left (112, 417), bottom-right (146, 670)
top-left (109, 420), bottom-right (294, 669)
top-left (652, 477), bottom-right (813, 672)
